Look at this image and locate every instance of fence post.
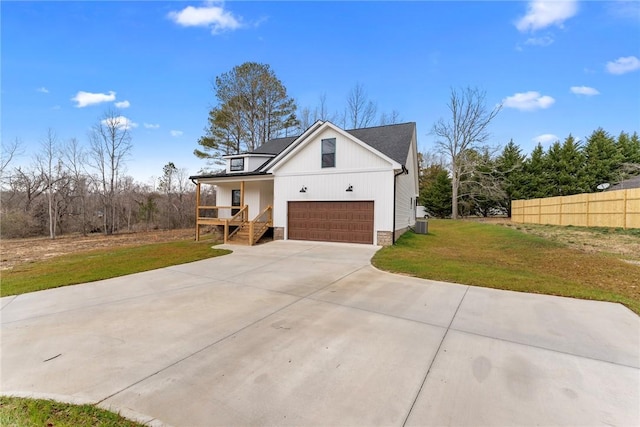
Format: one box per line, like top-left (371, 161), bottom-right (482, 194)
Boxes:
top-left (586, 194), bottom-right (590, 227)
top-left (195, 182), bottom-right (201, 241)
top-left (538, 199), bottom-right (541, 224)
top-left (624, 190), bottom-right (628, 230)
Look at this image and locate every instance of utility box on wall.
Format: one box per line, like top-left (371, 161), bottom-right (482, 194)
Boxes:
top-left (415, 218), bottom-right (428, 234)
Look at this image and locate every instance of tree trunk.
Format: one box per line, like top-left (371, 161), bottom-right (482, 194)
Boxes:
top-left (451, 165), bottom-right (460, 219)
top-left (48, 190), bottom-right (55, 239)
top-left (451, 178), bottom-right (459, 219)
top-left (81, 194), bottom-right (87, 236)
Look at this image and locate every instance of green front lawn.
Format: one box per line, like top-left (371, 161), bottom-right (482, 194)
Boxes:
top-left (373, 220), bottom-right (640, 314)
top-left (1, 240), bottom-right (230, 297)
top-left (0, 396), bottom-right (144, 427)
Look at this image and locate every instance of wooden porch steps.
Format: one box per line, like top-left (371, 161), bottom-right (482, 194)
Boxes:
top-left (227, 222), bottom-right (271, 245)
top-left (228, 223), bottom-right (252, 245)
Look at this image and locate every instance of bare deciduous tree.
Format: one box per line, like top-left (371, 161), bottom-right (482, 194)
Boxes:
top-left (1, 138), bottom-right (23, 182)
top-left (316, 93), bottom-right (335, 122)
top-left (432, 87), bottom-right (502, 219)
top-left (297, 93), bottom-right (338, 133)
top-left (10, 166), bottom-right (46, 213)
top-left (88, 109), bottom-right (133, 234)
top-left (346, 83), bottom-right (377, 129)
top-left (63, 137), bottom-right (89, 235)
top-left (36, 129), bottom-right (63, 239)
top-left (379, 110), bottom-right (402, 126)
top-left (457, 147), bottom-right (506, 217)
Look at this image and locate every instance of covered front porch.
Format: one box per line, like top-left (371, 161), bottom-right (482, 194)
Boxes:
top-left (193, 176), bottom-right (274, 245)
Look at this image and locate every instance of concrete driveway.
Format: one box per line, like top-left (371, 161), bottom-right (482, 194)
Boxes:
top-left (1, 240), bottom-right (638, 426)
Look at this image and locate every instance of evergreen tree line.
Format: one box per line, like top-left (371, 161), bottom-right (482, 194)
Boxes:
top-left (420, 128), bottom-right (640, 218)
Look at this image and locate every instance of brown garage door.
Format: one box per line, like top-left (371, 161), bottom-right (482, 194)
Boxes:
top-left (288, 201), bottom-right (374, 244)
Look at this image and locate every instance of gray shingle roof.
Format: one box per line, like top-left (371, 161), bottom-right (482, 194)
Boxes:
top-left (252, 121), bottom-right (416, 164)
top-left (251, 136), bottom-right (298, 155)
top-left (608, 175), bottom-right (640, 191)
top-left (345, 122), bottom-right (415, 165)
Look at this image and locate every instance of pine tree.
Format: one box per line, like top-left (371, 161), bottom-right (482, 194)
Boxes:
top-left (195, 62), bottom-right (298, 164)
top-left (616, 131), bottom-right (640, 180)
top-left (584, 128), bottom-right (622, 191)
top-left (419, 164), bottom-right (452, 218)
top-left (496, 139), bottom-right (525, 216)
top-left (521, 143), bottom-right (550, 199)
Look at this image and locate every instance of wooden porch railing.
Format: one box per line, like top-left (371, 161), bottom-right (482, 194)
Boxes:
top-left (195, 205), bottom-right (248, 241)
top-left (197, 205), bottom-right (247, 220)
top-left (194, 203), bottom-right (272, 245)
top-left (248, 205), bottom-right (273, 246)
top-left (224, 205), bottom-right (248, 243)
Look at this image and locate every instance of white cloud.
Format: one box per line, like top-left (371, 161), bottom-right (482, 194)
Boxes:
top-left (37, 87), bottom-right (49, 94)
top-left (524, 36), bottom-right (554, 46)
top-left (606, 56), bottom-right (640, 75)
top-left (71, 90), bottom-right (116, 108)
top-left (115, 100), bottom-right (131, 108)
top-left (170, 130), bottom-right (184, 137)
top-left (144, 123), bottom-right (160, 129)
top-left (607, 1), bottom-right (640, 22)
top-left (516, 0), bottom-right (578, 32)
top-left (168, 2), bottom-right (242, 34)
top-left (532, 134), bottom-right (559, 145)
top-left (503, 91), bottom-right (555, 111)
top-left (570, 86), bottom-right (600, 96)
top-left (101, 115), bottom-right (138, 130)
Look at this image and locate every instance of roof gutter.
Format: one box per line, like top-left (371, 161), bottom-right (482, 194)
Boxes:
top-left (392, 165), bottom-right (408, 245)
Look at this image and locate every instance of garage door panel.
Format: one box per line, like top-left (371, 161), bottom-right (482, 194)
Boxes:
top-left (288, 201), bottom-right (374, 244)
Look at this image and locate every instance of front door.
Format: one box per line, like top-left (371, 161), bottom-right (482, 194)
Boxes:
top-left (231, 189), bottom-right (241, 215)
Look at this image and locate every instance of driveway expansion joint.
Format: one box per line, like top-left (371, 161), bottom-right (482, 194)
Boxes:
top-left (448, 327), bottom-right (640, 370)
top-left (0, 295), bottom-right (18, 310)
top-left (402, 285), bottom-right (470, 427)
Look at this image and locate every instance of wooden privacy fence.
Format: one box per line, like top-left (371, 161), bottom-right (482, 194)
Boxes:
top-left (511, 188), bottom-right (640, 229)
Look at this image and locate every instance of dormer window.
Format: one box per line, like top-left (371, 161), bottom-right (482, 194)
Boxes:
top-left (322, 138), bottom-right (336, 168)
top-left (230, 158), bottom-right (244, 172)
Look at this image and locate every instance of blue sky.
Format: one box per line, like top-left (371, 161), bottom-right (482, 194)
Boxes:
top-left (3, 1), bottom-right (639, 183)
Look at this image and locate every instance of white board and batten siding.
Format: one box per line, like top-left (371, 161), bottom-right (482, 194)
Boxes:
top-left (394, 134), bottom-right (420, 231)
top-left (246, 155), bottom-right (271, 172)
top-left (214, 180), bottom-right (274, 219)
top-left (272, 127), bottom-right (397, 245)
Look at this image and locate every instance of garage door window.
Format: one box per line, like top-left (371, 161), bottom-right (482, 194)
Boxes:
top-left (322, 138), bottom-right (336, 168)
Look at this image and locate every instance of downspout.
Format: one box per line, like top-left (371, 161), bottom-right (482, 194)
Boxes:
top-left (392, 165), bottom-right (408, 245)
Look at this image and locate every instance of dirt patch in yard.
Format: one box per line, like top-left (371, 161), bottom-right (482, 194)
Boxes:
top-left (0, 229), bottom-right (198, 271)
top-left (491, 220), bottom-right (640, 262)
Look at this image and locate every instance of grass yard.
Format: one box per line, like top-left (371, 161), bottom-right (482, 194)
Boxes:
top-left (0, 396), bottom-right (144, 427)
top-left (1, 240), bottom-right (230, 297)
top-left (373, 219), bottom-right (640, 314)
